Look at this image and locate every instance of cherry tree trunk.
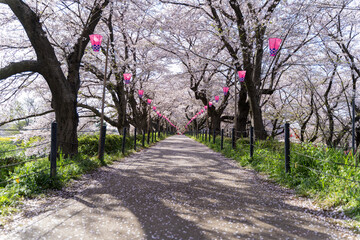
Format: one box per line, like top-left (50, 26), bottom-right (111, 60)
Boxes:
top-left (210, 114), bottom-right (221, 133)
top-left (236, 87), bottom-right (250, 138)
top-left (53, 97), bottom-right (79, 156)
top-left (0, 0), bottom-right (110, 156)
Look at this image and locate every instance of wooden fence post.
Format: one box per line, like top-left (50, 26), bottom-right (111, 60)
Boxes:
top-left (285, 123), bottom-right (291, 173)
top-left (250, 126), bottom-right (254, 159)
top-left (232, 128), bottom-right (235, 149)
top-left (50, 122), bottom-right (57, 178)
top-left (122, 127), bottom-right (127, 155)
top-left (221, 129), bottom-right (224, 150)
top-left (134, 128), bottom-right (137, 151)
top-left (142, 130), bottom-right (145, 147)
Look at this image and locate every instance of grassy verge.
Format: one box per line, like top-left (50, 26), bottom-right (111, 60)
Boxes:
top-left (190, 134), bottom-right (360, 231)
top-left (0, 132), bottom-right (167, 220)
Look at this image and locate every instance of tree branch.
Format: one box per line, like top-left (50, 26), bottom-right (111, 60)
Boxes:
top-left (0, 110), bottom-right (54, 127)
top-left (0, 60), bottom-right (40, 80)
top-left (78, 103), bottom-right (118, 127)
top-left (67, 0), bottom-right (110, 90)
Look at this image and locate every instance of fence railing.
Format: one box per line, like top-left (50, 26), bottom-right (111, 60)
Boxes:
top-left (0, 122), bottom-right (174, 187)
top-left (187, 124), bottom-right (360, 185)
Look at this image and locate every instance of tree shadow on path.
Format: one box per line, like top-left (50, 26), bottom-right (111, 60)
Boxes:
top-left (65, 135), bottom-right (346, 239)
top-left (12, 135), bottom-right (355, 240)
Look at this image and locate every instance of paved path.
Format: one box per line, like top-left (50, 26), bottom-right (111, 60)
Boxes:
top-left (1, 135), bottom-right (358, 239)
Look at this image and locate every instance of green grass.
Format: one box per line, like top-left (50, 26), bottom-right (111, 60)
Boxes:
top-left (190, 133), bottom-right (360, 229)
top-left (0, 132), bottom-right (167, 219)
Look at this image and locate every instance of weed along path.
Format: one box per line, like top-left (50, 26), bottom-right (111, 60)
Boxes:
top-left (1, 135), bottom-right (358, 239)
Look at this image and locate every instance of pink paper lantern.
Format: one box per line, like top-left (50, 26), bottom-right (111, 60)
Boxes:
top-left (269, 38), bottom-right (282, 56)
top-left (209, 101), bottom-right (213, 107)
top-left (237, 71), bottom-right (246, 82)
top-left (147, 99), bottom-right (152, 105)
top-left (201, 109), bottom-right (204, 113)
top-left (223, 87), bottom-right (229, 96)
top-left (153, 106), bottom-right (157, 111)
top-left (215, 96), bottom-right (219, 103)
top-left (89, 34), bottom-right (102, 52)
top-left (123, 73), bottom-right (132, 84)
top-left (138, 90), bottom-right (144, 98)
top-left (204, 106), bottom-right (208, 110)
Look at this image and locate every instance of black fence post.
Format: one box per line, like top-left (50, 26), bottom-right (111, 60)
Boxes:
top-left (205, 129), bottom-right (207, 141)
top-left (147, 130), bottom-right (150, 145)
top-left (221, 129), bottom-right (224, 150)
top-left (50, 122), bottom-right (57, 178)
top-left (158, 129), bottom-right (160, 138)
top-left (142, 130), bottom-right (145, 147)
top-left (250, 126), bottom-right (254, 159)
top-left (232, 128), bottom-right (235, 149)
top-left (155, 129), bottom-right (157, 141)
top-left (152, 131), bottom-right (154, 143)
top-left (122, 127), bottom-right (127, 155)
top-left (285, 123), bottom-right (291, 173)
top-left (99, 125), bottom-right (107, 162)
top-left (134, 128), bottom-right (137, 151)
top-left (208, 129), bottom-right (211, 143)
top-left (213, 129), bottom-right (216, 144)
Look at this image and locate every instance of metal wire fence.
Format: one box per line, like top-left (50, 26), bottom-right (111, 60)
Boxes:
top-left (1, 123), bottom-right (175, 188)
top-left (188, 124), bottom-right (359, 185)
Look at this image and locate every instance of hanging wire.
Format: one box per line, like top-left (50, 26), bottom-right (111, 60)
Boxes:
top-left (0, 128), bottom-right (50, 132)
top-left (0, 157), bottom-right (44, 169)
top-left (0, 141), bottom-right (50, 155)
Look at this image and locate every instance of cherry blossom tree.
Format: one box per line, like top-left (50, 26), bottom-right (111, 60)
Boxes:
top-left (0, 0), bottom-right (110, 156)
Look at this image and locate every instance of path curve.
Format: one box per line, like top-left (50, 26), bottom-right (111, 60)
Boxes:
top-left (1, 135), bottom-right (358, 239)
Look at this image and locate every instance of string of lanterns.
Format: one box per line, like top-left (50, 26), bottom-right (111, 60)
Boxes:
top-left (89, 34), bottom-right (282, 132)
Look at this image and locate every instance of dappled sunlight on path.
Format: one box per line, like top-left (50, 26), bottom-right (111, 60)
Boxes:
top-left (1, 135), bottom-right (357, 239)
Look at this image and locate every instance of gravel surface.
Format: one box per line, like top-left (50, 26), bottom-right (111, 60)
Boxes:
top-left (0, 135), bottom-right (359, 239)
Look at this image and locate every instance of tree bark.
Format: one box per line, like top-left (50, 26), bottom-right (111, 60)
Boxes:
top-left (236, 85), bottom-right (249, 137)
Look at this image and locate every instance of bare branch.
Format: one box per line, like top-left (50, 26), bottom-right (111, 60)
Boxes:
top-left (0, 60), bottom-right (40, 80)
top-left (0, 110), bottom-right (54, 127)
top-left (77, 103), bottom-right (118, 127)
